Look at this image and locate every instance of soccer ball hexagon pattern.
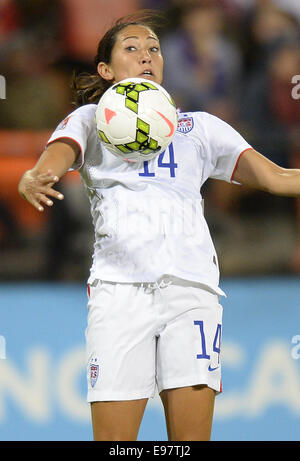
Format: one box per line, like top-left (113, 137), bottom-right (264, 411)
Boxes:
top-left (95, 78), bottom-right (178, 162)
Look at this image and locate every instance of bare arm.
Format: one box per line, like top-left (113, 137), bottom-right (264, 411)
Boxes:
top-left (18, 138), bottom-right (80, 212)
top-left (232, 148), bottom-right (300, 197)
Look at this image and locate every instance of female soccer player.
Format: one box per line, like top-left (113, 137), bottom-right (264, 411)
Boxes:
top-left (18, 12), bottom-right (300, 441)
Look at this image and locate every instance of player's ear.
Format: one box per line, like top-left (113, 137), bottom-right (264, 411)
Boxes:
top-left (97, 62), bottom-right (114, 82)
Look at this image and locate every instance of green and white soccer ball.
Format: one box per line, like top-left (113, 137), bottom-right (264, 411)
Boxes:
top-left (95, 78), bottom-right (178, 162)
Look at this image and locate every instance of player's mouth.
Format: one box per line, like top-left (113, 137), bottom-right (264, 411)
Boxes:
top-left (140, 69), bottom-right (154, 79)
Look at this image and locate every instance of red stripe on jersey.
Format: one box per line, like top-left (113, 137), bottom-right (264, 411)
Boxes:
top-left (230, 147), bottom-right (253, 183)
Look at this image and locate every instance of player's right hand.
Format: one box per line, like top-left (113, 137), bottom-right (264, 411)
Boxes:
top-left (18, 169), bottom-right (64, 212)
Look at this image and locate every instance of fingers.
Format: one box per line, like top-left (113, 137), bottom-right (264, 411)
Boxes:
top-left (38, 194), bottom-right (53, 212)
top-left (41, 169), bottom-right (58, 181)
top-left (38, 172), bottom-right (59, 187)
top-left (24, 192), bottom-right (54, 212)
top-left (43, 186), bottom-right (64, 201)
top-left (27, 195), bottom-right (46, 213)
top-left (36, 171), bottom-right (64, 202)
top-left (29, 191), bottom-right (64, 212)
top-left (34, 188), bottom-right (64, 212)
top-left (19, 169), bottom-right (65, 212)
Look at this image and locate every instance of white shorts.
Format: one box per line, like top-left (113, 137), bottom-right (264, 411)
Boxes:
top-left (85, 276), bottom-right (223, 402)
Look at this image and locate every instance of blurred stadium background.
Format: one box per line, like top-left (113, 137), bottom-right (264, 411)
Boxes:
top-left (0, 0), bottom-right (299, 441)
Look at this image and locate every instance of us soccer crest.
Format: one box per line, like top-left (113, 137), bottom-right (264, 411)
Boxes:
top-left (177, 116), bottom-right (194, 134)
top-left (89, 357), bottom-right (99, 388)
top-left (55, 115), bottom-right (72, 131)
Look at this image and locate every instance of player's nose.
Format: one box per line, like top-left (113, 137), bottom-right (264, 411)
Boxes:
top-left (139, 49), bottom-right (151, 63)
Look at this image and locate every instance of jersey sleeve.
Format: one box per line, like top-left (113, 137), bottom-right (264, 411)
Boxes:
top-left (46, 104), bottom-right (97, 170)
top-left (200, 112), bottom-right (252, 184)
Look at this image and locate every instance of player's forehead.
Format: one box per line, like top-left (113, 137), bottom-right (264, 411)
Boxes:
top-left (116, 24), bottom-right (159, 44)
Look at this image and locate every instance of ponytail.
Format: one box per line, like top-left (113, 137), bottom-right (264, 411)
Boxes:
top-left (70, 71), bottom-right (110, 107)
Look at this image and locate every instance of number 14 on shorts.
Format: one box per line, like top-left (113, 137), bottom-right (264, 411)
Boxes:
top-left (194, 320), bottom-right (222, 368)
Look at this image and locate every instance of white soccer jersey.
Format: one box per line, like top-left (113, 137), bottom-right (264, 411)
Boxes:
top-left (47, 104), bottom-right (252, 295)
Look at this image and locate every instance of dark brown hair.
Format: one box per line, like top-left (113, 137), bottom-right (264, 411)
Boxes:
top-left (70, 10), bottom-right (165, 107)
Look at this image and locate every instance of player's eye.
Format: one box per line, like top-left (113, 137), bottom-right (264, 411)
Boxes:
top-left (125, 46), bottom-right (136, 52)
top-left (150, 46), bottom-right (160, 53)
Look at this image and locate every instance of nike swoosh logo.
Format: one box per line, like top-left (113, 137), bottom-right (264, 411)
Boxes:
top-left (208, 365), bottom-right (219, 372)
top-left (155, 110), bottom-right (175, 137)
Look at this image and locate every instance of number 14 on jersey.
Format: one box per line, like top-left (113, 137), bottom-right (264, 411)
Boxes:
top-left (139, 142), bottom-right (178, 178)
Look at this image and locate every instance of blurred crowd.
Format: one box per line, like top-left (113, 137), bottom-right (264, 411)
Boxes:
top-left (0, 0), bottom-right (299, 280)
